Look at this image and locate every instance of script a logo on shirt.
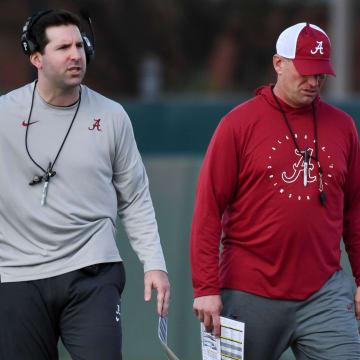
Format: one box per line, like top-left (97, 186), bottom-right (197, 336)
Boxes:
top-left (88, 118), bottom-right (102, 131)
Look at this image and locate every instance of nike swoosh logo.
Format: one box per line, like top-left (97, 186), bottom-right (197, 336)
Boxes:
top-left (22, 120), bottom-right (39, 126)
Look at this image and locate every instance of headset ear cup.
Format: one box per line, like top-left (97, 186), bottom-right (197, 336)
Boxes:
top-left (21, 34), bottom-right (37, 55)
top-left (82, 34), bottom-right (94, 64)
top-left (21, 16), bottom-right (34, 55)
top-left (21, 35), bottom-right (31, 55)
top-left (20, 10), bottom-right (53, 56)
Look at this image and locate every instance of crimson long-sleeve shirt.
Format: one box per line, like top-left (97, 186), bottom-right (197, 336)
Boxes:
top-left (190, 85), bottom-right (360, 300)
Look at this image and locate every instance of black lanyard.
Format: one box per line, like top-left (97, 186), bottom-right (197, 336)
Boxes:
top-left (25, 81), bottom-right (81, 186)
top-left (25, 81), bottom-right (81, 206)
top-left (271, 87), bottom-right (326, 206)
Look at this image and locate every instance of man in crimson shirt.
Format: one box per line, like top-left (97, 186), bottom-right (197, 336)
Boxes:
top-left (190, 23), bottom-right (360, 359)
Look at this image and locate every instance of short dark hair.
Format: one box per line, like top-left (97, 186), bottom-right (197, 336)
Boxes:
top-left (29, 9), bottom-right (82, 54)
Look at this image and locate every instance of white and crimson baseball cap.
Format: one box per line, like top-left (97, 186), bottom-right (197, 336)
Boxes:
top-left (276, 23), bottom-right (336, 76)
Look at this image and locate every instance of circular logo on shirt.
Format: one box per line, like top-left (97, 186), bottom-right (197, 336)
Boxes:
top-left (266, 133), bottom-right (333, 201)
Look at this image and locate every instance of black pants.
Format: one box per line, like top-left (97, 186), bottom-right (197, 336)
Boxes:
top-left (0, 262), bottom-right (126, 360)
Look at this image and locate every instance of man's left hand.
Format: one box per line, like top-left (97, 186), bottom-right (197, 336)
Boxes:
top-left (144, 270), bottom-right (170, 317)
top-left (355, 286), bottom-right (360, 320)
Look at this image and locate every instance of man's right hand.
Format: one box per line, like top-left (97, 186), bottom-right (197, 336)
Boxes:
top-left (193, 295), bottom-right (223, 337)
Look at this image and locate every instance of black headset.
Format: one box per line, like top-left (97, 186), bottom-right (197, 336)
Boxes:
top-left (21, 9), bottom-right (95, 64)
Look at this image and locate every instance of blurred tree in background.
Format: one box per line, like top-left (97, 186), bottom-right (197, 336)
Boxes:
top-left (0, 0), bottom-right (358, 98)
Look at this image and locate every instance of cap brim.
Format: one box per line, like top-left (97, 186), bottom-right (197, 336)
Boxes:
top-left (293, 59), bottom-right (336, 77)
